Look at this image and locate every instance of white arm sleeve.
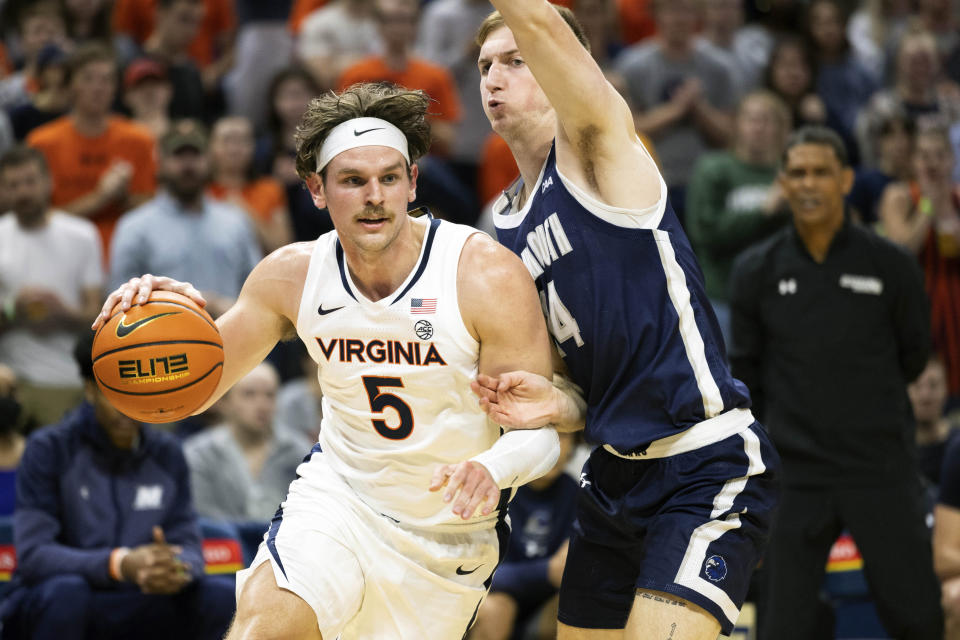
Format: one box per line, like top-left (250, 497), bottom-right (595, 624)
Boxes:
top-left (470, 427), bottom-right (561, 490)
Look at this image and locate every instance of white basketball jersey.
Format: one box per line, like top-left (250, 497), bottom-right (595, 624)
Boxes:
top-left (296, 215), bottom-right (499, 529)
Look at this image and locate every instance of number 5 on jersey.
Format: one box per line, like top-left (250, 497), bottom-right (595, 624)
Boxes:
top-left (363, 376), bottom-right (414, 440)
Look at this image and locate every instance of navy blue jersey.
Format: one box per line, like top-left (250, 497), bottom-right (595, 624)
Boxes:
top-left (494, 144), bottom-right (751, 452)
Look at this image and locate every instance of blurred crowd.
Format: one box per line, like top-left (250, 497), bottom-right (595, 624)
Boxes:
top-left (0, 0), bottom-right (959, 638)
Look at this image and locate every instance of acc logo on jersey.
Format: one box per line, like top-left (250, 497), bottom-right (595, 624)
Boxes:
top-left (414, 319), bottom-right (433, 340)
top-left (704, 555), bottom-right (728, 582)
top-left (778, 278), bottom-right (797, 295)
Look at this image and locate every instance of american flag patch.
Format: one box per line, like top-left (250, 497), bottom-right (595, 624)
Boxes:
top-left (411, 298), bottom-right (437, 314)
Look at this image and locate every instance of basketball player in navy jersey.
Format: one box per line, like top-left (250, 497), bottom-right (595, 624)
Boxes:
top-left (92, 83), bottom-right (566, 639)
top-left (470, 3), bottom-right (781, 638)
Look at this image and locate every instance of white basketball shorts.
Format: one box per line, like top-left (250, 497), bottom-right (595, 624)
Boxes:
top-left (235, 447), bottom-right (507, 639)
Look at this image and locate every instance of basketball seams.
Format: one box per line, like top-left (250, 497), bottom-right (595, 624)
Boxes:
top-left (94, 298), bottom-right (217, 352)
top-left (94, 362), bottom-right (224, 397)
top-left (91, 339), bottom-right (223, 364)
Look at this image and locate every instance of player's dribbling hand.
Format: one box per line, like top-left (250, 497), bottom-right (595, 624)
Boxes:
top-left (471, 371), bottom-right (556, 429)
top-left (429, 461), bottom-right (500, 520)
top-left (92, 274), bottom-right (206, 330)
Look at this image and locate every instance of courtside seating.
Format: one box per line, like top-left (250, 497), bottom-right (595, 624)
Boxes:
top-left (824, 532), bottom-right (888, 639)
top-left (199, 518), bottom-right (245, 576)
top-left (0, 516), bottom-right (14, 599)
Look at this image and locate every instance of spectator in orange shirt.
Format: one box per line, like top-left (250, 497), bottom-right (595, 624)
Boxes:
top-left (208, 116), bottom-right (292, 253)
top-left (111, 0), bottom-right (235, 89)
top-left (26, 43), bottom-right (156, 258)
top-left (337, 0), bottom-right (461, 155)
top-left (0, 43), bottom-right (13, 78)
top-left (478, 132), bottom-right (518, 210)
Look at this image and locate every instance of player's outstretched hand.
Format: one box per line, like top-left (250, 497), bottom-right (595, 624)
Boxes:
top-left (429, 460), bottom-right (500, 520)
top-left (92, 274), bottom-right (206, 331)
top-left (471, 371), bottom-right (556, 430)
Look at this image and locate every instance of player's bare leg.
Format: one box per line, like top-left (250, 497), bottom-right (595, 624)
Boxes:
top-left (226, 562), bottom-right (323, 640)
top-left (533, 593), bottom-right (560, 639)
top-left (943, 577), bottom-right (960, 640)
top-left (469, 592), bottom-right (518, 640)
top-left (558, 589), bottom-right (721, 640)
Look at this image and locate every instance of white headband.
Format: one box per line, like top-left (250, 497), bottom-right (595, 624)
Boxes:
top-left (315, 117), bottom-right (410, 172)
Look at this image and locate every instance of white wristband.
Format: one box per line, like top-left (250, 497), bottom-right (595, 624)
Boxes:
top-left (471, 427), bottom-right (560, 489)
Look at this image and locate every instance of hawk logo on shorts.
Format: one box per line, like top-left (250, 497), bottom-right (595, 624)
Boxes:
top-left (704, 555), bottom-right (728, 582)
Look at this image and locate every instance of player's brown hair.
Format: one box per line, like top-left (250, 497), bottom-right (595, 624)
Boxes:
top-left (16, 2), bottom-right (64, 31)
top-left (65, 42), bottom-right (117, 86)
top-left (0, 145), bottom-right (49, 178)
top-left (295, 82), bottom-right (432, 182)
top-left (475, 4), bottom-right (590, 53)
top-left (736, 89), bottom-right (792, 133)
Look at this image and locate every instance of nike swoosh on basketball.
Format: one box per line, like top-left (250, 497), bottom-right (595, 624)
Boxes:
top-left (354, 127), bottom-right (384, 136)
top-left (456, 565), bottom-right (481, 575)
top-left (115, 312), bottom-right (180, 338)
top-left (318, 304), bottom-right (345, 316)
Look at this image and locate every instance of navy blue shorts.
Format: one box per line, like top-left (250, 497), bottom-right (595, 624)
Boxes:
top-left (558, 422), bottom-right (780, 634)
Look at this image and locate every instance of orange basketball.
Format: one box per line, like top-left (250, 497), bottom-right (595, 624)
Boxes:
top-left (92, 291), bottom-right (224, 423)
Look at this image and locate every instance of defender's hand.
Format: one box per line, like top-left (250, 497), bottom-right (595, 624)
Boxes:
top-left (92, 274), bottom-right (205, 330)
top-left (471, 371), bottom-right (556, 429)
top-left (429, 460), bottom-right (500, 520)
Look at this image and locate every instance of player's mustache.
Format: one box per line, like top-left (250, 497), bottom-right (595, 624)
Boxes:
top-left (359, 205), bottom-right (388, 219)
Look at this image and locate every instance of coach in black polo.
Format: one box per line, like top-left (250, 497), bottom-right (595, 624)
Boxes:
top-left (729, 126), bottom-right (942, 640)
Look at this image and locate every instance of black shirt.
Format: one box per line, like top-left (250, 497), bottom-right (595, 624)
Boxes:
top-left (729, 217), bottom-right (930, 487)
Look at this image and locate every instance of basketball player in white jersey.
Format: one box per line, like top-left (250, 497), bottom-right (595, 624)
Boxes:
top-left (92, 83), bottom-right (578, 639)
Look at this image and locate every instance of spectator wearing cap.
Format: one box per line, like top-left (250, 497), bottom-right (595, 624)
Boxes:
top-left (0, 330), bottom-right (235, 640)
top-left (122, 57), bottom-right (173, 139)
top-left (137, 0), bottom-right (208, 121)
top-left (26, 43), bottom-right (156, 259)
top-left (109, 119), bottom-right (261, 319)
top-left (6, 44), bottom-right (70, 141)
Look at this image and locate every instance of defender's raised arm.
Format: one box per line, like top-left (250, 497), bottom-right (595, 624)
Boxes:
top-left (481, 1), bottom-right (660, 209)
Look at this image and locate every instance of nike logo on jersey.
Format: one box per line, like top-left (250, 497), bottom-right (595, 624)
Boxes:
top-left (456, 565), bottom-right (481, 575)
top-left (354, 127), bottom-right (384, 136)
top-left (318, 304), bottom-right (345, 316)
top-left (115, 312), bottom-right (180, 338)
